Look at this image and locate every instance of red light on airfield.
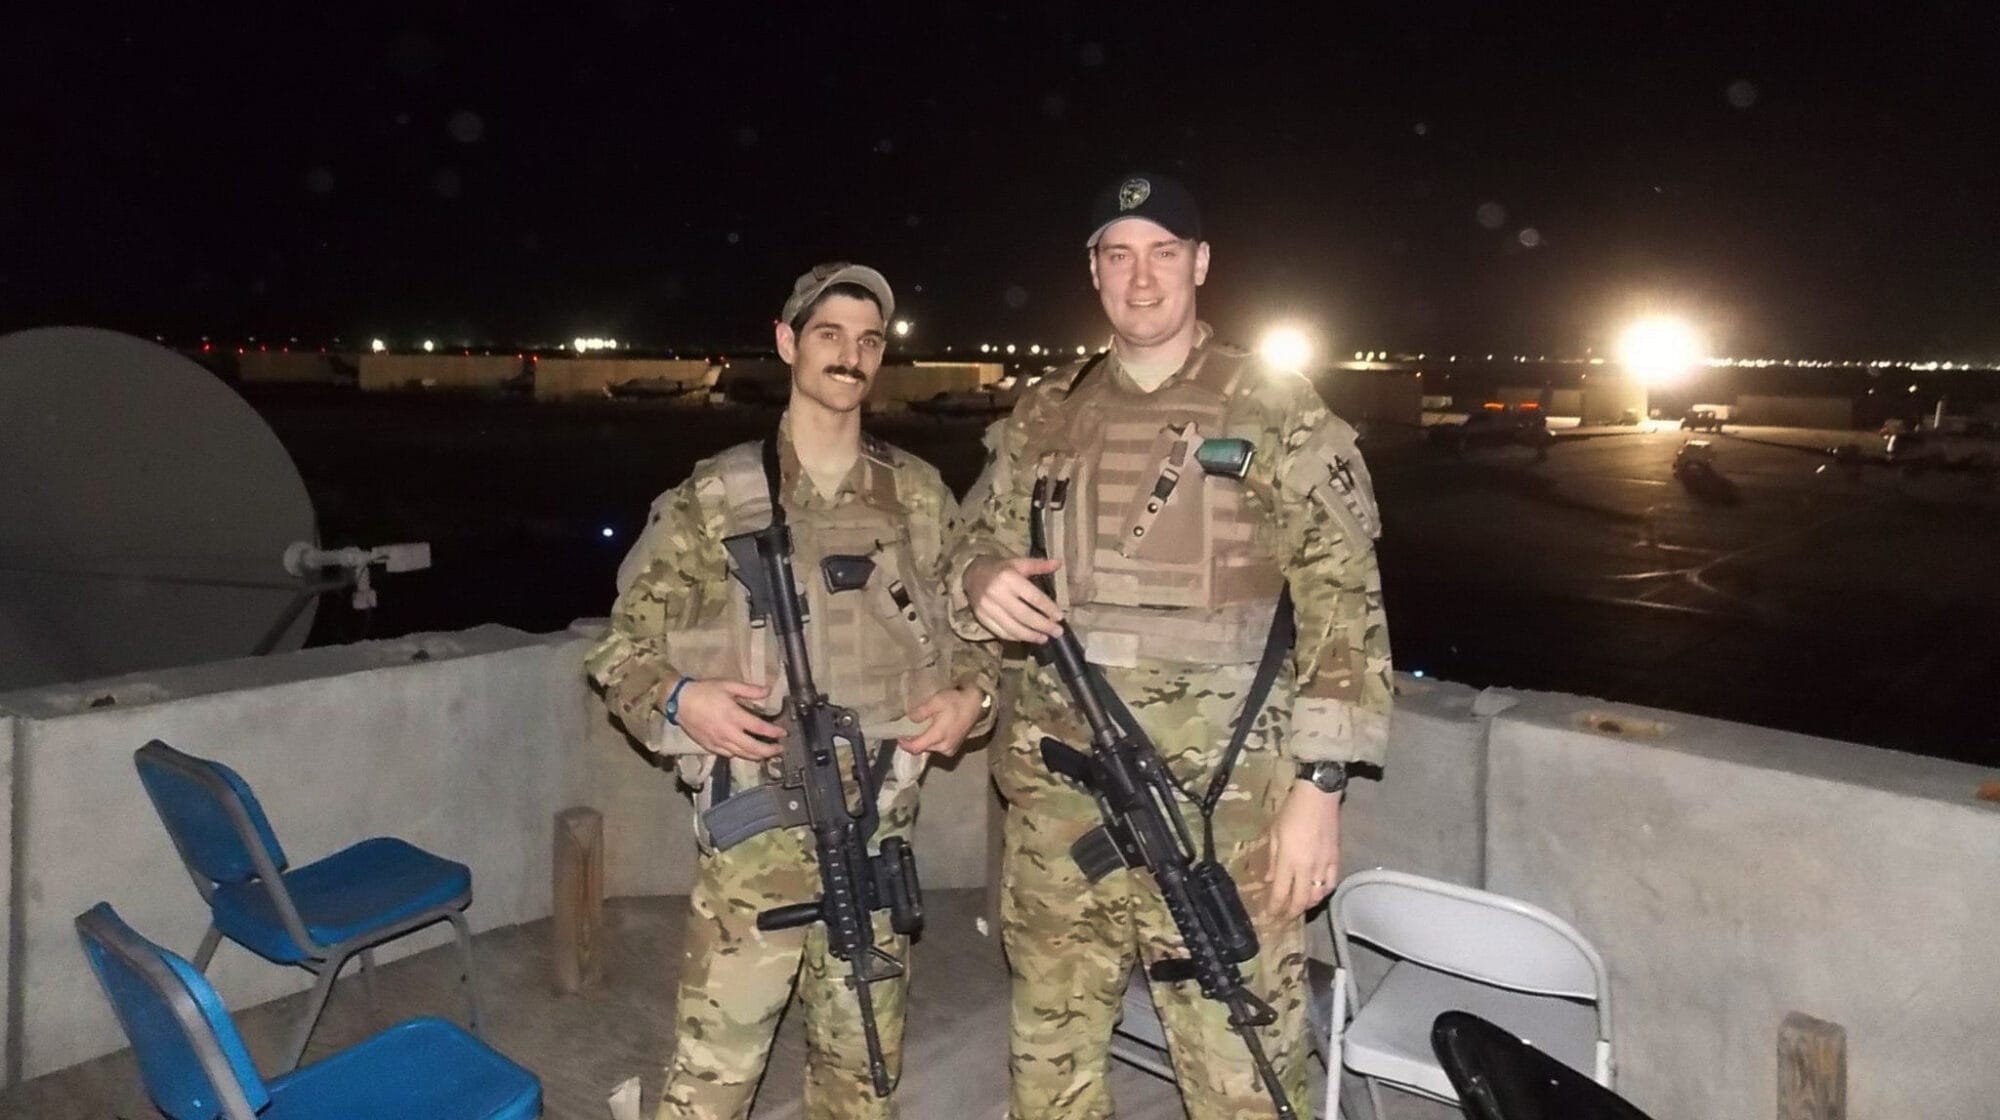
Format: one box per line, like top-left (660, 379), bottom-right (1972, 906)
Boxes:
top-left (1519, 401), bottom-right (1540, 411)
top-left (201, 343), bottom-right (212, 353)
top-left (1482, 401), bottom-right (1505, 411)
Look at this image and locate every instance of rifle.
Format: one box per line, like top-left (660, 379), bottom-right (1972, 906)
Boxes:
top-left (701, 439), bottom-right (923, 1098)
top-left (1027, 476), bottom-right (1297, 1119)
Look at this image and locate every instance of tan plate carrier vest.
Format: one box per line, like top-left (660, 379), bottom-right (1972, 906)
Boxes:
top-left (1028, 348), bottom-right (1286, 669)
top-left (664, 439), bottom-right (950, 742)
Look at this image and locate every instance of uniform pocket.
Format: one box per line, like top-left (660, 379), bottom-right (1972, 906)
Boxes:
top-left (860, 542), bottom-right (944, 671)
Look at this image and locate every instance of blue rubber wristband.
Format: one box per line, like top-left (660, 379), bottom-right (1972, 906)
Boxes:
top-left (663, 676), bottom-right (696, 727)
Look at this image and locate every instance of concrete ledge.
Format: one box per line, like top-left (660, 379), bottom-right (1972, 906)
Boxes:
top-left (1340, 676), bottom-right (1485, 888)
top-left (1483, 689), bottom-right (2000, 1120)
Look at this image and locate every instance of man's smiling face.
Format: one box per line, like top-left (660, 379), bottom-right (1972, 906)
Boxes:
top-left (1089, 217), bottom-right (1210, 351)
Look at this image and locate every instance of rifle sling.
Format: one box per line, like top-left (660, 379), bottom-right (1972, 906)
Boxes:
top-left (1030, 477), bottom-right (1296, 862)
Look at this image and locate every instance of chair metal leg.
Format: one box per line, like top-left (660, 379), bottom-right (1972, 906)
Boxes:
top-left (1363, 1075), bottom-right (1388, 1120)
top-left (1324, 972), bottom-right (1347, 1120)
top-left (283, 955), bottom-right (348, 1071)
top-left (447, 909), bottom-right (483, 1037)
top-left (191, 925), bottom-right (222, 972)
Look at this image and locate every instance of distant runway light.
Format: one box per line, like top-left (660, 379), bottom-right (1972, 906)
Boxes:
top-left (1259, 324), bottom-right (1315, 372)
top-left (600, 527), bottom-right (615, 539)
top-left (1616, 316), bottom-right (1705, 386)
top-left (1029, 344), bottom-right (1042, 355)
top-left (1076, 345), bottom-right (1087, 356)
top-left (1005, 344), bottom-right (1017, 354)
top-left (422, 339), bottom-right (435, 353)
top-left (370, 338), bottom-right (386, 353)
top-left (1412, 670), bottom-right (1426, 679)
top-left (892, 319), bottom-right (913, 338)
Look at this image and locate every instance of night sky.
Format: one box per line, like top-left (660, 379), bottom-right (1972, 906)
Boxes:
top-left (6, 3), bottom-right (1998, 358)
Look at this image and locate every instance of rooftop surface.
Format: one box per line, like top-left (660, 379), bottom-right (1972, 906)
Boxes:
top-left (15, 891), bottom-right (1411, 1120)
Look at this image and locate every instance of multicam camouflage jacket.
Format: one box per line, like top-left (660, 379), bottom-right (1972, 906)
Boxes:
top-left (586, 415), bottom-right (999, 810)
top-left (947, 326), bottom-right (1392, 812)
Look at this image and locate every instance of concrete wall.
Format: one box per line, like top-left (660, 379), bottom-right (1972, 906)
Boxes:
top-left (868, 363), bottom-right (1001, 411)
top-left (1581, 375), bottom-right (1648, 423)
top-left (357, 354), bottom-right (524, 392)
top-left (1736, 393), bottom-right (1854, 429)
top-left (534, 358), bottom-right (714, 401)
top-left (1316, 368), bottom-right (1423, 432)
top-left (0, 627), bottom-right (586, 1081)
top-left (1491, 386), bottom-right (1581, 416)
top-left (0, 712), bottom-right (14, 1081)
top-left (235, 352), bottom-right (344, 384)
top-left (1336, 683), bottom-right (2000, 1120)
top-left (10, 630), bottom-right (1998, 1117)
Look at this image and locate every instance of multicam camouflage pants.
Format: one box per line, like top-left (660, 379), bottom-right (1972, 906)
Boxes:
top-left (657, 805), bottom-right (914, 1120)
top-left (997, 748), bottom-right (1312, 1120)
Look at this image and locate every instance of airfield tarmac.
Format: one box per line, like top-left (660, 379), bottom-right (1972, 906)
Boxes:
top-left (251, 389), bottom-right (1999, 767)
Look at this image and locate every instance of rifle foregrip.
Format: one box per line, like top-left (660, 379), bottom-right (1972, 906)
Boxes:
top-left (756, 902), bottom-right (822, 931)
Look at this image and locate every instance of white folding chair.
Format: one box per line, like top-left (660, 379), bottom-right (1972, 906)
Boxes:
top-left (1326, 869), bottom-right (1613, 1120)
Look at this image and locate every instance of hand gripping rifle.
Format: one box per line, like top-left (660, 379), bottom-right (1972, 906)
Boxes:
top-left (705, 439), bottom-right (923, 1097)
top-left (1027, 476), bottom-right (1296, 1119)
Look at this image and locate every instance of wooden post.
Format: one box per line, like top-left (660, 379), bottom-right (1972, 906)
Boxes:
top-left (1778, 1012), bottom-right (1846, 1120)
top-left (553, 806), bottom-right (605, 994)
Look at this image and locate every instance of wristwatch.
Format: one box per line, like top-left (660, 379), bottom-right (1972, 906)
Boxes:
top-left (1295, 760), bottom-right (1349, 796)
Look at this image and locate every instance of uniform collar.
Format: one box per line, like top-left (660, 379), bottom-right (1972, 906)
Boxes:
top-left (774, 411), bottom-right (873, 508)
top-left (1101, 320), bottom-right (1216, 393)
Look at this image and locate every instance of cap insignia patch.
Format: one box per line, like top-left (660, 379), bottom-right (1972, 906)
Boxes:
top-left (1118, 178), bottom-right (1151, 211)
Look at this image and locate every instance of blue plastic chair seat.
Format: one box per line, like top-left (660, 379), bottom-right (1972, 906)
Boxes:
top-left (212, 838), bottom-right (471, 963)
top-left (263, 1017), bottom-right (540, 1120)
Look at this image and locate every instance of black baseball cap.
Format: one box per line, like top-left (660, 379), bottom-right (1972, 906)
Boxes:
top-left (1086, 172), bottom-right (1202, 248)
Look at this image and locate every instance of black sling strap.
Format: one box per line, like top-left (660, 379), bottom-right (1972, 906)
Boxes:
top-left (1028, 475), bottom-right (1295, 860)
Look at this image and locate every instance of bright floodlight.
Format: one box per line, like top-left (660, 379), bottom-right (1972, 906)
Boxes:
top-left (1617, 316), bottom-right (1704, 385)
top-left (421, 339), bottom-right (435, 353)
top-left (370, 338), bottom-right (386, 353)
top-left (892, 319), bottom-right (912, 338)
top-left (1259, 325), bottom-right (1314, 372)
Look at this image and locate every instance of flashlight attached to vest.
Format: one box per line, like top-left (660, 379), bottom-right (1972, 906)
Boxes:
top-left (1194, 437), bottom-right (1255, 480)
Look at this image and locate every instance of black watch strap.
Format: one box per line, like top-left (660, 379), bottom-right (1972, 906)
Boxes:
top-left (1295, 760), bottom-right (1349, 795)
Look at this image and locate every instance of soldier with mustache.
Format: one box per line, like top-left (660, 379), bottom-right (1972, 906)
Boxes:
top-left (588, 263), bottom-right (998, 1119)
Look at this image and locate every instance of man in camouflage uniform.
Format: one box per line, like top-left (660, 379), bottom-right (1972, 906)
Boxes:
top-left (950, 174), bottom-right (1393, 1118)
top-left (587, 263), bottom-right (998, 1120)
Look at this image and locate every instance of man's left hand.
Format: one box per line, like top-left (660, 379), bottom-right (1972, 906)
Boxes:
top-left (1255, 781), bottom-right (1343, 923)
top-left (900, 687), bottom-right (986, 756)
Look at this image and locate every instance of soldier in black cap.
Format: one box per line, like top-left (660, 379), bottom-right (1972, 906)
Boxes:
top-left (947, 173), bottom-right (1393, 1117)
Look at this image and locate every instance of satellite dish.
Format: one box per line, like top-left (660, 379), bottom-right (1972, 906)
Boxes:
top-left (0, 327), bottom-right (320, 692)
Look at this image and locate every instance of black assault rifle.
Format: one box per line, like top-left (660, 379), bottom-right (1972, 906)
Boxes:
top-left (1027, 477), bottom-right (1296, 1119)
top-left (707, 484), bottom-right (923, 1097)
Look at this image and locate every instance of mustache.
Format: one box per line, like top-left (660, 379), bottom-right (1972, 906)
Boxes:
top-left (822, 364), bottom-right (866, 379)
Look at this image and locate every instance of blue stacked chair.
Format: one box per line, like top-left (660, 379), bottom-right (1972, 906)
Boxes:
top-left (133, 739), bottom-right (483, 1070)
top-left (76, 902), bottom-right (540, 1120)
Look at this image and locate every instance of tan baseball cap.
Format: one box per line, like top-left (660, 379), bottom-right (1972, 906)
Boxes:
top-left (780, 262), bottom-right (895, 327)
